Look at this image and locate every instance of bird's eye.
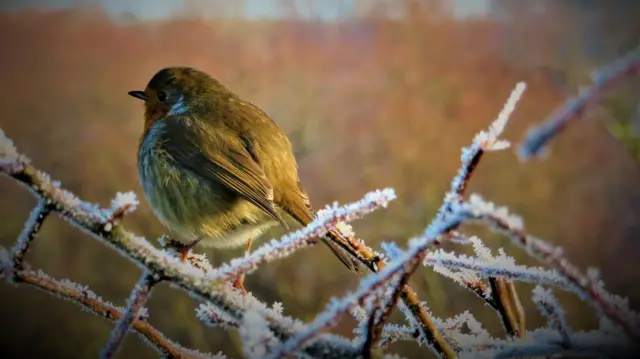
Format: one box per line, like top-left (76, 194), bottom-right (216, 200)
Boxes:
top-left (157, 91), bottom-right (167, 102)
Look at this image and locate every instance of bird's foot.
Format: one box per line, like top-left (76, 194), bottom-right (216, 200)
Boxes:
top-left (162, 237), bottom-right (203, 264)
top-left (232, 274), bottom-right (248, 296)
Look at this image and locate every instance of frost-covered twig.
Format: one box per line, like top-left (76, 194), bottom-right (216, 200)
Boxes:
top-left (520, 46), bottom-right (640, 159)
top-left (267, 206), bottom-right (470, 359)
top-left (101, 272), bottom-right (160, 359)
top-left (363, 270), bottom-right (410, 359)
top-left (532, 286), bottom-right (572, 346)
top-left (0, 250), bottom-right (207, 358)
top-left (425, 82), bottom-right (528, 338)
top-left (464, 195), bottom-right (640, 340)
top-left (426, 247), bottom-right (572, 290)
top-left (361, 82), bottom-right (528, 356)
top-left (310, 222), bottom-right (454, 356)
top-left (458, 323), bottom-right (634, 359)
top-left (266, 263), bottom-right (407, 358)
top-left (208, 189), bottom-right (396, 283)
top-left (10, 198), bottom-right (51, 272)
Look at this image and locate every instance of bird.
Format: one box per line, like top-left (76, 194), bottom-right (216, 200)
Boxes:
top-left (128, 66), bottom-right (358, 293)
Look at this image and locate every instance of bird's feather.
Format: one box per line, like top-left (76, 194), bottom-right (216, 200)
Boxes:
top-left (159, 116), bottom-right (289, 229)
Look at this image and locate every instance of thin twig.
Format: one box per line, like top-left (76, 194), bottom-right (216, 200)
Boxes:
top-left (10, 199), bottom-right (51, 272)
top-left (520, 46), bottom-right (640, 159)
top-left (3, 267), bottom-right (196, 357)
top-left (472, 210), bottom-right (640, 340)
top-left (363, 269), bottom-right (411, 358)
top-left (532, 286), bottom-right (572, 347)
top-left (101, 272), bottom-right (160, 359)
top-left (363, 307), bottom-right (380, 359)
top-left (348, 245), bottom-right (454, 358)
top-left (489, 278), bottom-right (524, 337)
top-left (427, 112), bottom-right (526, 339)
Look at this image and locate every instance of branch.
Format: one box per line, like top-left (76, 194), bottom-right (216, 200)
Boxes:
top-left (531, 286), bottom-right (572, 347)
top-left (458, 326), bottom-right (634, 359)
top-left (0, 255), bottom-right (214, 358)
top-left (264, 266), bottom-right (406, 359)
top-left (101, 272), bottom-right (160, 359)
top-left (10, 198), bottom-right (52, 272)
top-left (424, 82), bottom-right (528, 339)
top-left (463, 195), bottom-right (640, 340)
top-left (363, 267), bottom-right (411, 358)
top-left (519, 46), bottom-right (640, 159)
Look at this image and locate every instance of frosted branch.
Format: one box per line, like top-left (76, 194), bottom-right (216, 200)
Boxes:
top-left (433, 82), bottom-right (526, 224)
top-left (458, 325), bottom-right (634, 359)
top-left (362, 272), bottom-right (410, 358)
top-left (265, 267), bottom-right (405, 359)
top-left (424, 83), bottom-right (528, 339)
top-left (463, 196), bottom-right (640, 340)
top-left (100, 272), bottom-right (160, 359)
top-left (520, 46), bottom-right (640, 159)
top-left (10, 198), bottom-right (51, 272)
top-left (532, 286), bottom-right (572, 346)
top-left (0, 249), bottom-right (213, 358)
top-left (426, 248), bottom-right (572, 290)
top-left (207, 188), bottom-right (396, 282)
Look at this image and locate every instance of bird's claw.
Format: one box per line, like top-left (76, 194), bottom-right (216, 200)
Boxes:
top-left (233, 275), bottom-right (248, 296)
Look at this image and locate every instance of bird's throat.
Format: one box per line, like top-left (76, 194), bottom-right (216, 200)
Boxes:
top-left (142, 104), bottom-right (170, 138)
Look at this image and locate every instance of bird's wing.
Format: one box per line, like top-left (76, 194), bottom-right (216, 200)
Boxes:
top-left (159, 116), bottom-right (288, 228)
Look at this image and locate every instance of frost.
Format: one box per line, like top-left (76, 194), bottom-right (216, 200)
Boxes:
top-left (0, 128), bottom-right (19, 162)
top-left (239, 311), bottom-right (279, 359)
top-left (425, 248), bottom-right (571, 290)
top-left (110, 191), bottom-right (139, 212)
top-left (531, 286), bottom-right (571, 346)
top-left (467, 194), bottom-right (524, 230)
top-left (474, 82), bottom-right (526, 151)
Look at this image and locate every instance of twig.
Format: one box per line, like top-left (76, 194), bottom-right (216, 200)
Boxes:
top-left (363, 307), bottom-right (380, 359)
top-left (10, 199), bottom-right (51, 272)
top-left (458, 326), bottom-right (634, 359)
top-left (264, 268), bottom-right (406, 359)
top-left (519, 46), bottom-right (640, 159)
top-left (532, 286), bottom-right (572, 347)
top-left (209, 189), bottom-right (395, 282)
top-left (101, 272), bottom-right (161, 359)
top-left (425, 82), bottom-right (528, 339)
top-left (466, 202), bottom-right (640, 340)
top-left (1, 264), bottom-right (197, 358)
top-left (489, 278), bottom-right (524, 337)
top-left (363, 268), bottom-right (411, 358)
top-left (336, 83), bottom-right (529, 357)
top-left (332, 232), bottom-right (454, 357)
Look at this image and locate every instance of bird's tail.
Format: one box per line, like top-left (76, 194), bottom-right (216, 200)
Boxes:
top-left (285, 191), bottom-right (360, 273)
top-left (319, 228), bottom-right (360, 273)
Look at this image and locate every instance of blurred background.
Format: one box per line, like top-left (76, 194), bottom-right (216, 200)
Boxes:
top-left (1, 0), bottom-right (639, 358)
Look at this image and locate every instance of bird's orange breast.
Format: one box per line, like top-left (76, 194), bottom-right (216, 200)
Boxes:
top-left (140, 103), bottom-right (170, 143)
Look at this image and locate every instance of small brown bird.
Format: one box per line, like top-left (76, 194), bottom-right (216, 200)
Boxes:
top-left (129, 67), bottom-right (358, 293)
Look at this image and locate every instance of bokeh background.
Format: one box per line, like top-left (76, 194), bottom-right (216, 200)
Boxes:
top-left (1, 1), bottom-right (639, 358)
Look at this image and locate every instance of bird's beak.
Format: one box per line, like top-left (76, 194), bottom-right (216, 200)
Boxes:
top-left (128, 90), bottom-right (148, 101)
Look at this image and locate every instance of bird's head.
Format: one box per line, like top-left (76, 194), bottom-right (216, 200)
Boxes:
top-left (129, 67), bottom-right (217, 130)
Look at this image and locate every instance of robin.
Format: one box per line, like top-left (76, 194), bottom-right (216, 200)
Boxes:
top-left (129, 67), bottom-right (358, 293)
